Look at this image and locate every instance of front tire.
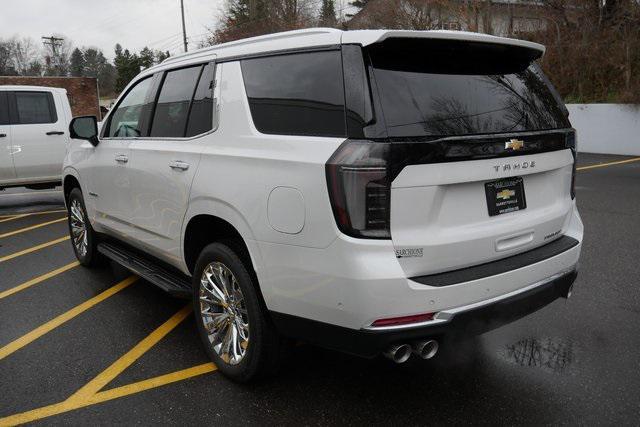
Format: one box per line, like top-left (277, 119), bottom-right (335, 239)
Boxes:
top-left (67, 188), bottom-right (101, 267)
top-left (193, 242), bottom-right (284, 382)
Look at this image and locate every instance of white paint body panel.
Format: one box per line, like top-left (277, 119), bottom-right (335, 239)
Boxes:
top-left (64, 28), bottom-right (583, 334)
top-left (0, 86), bottom-right (71, 187)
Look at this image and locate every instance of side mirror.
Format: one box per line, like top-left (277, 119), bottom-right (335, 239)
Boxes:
top-left (69, 116), bottom-right (99, 147)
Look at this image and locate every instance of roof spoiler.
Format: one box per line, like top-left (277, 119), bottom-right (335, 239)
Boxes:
top-left (342, 30), bottom-right (545, 57)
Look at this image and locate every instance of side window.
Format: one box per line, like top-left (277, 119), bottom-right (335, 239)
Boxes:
top-left (240, 51), bottom-right (346, 137)
top-left (0, 92), bottom-right (9, 125)
top-left (107, 77), bottom-right (153, 138)
top-left (185, 63), bottom-right (215, 137)
top-left (150, 65), bottom-right (202, 137)
top-left (15, 92), bottom-right (57, 124)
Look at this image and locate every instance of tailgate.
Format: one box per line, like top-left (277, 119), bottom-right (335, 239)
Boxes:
top-left (391, 149), bottom-right (575, 278)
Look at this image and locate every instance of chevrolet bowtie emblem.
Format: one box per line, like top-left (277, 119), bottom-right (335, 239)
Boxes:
top-left (497, 189), bottom-right (515, 200)
top-left (505, 139), bottom-right (525, 151)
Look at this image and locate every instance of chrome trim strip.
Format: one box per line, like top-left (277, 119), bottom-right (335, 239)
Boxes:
top-left (363, 267), bottom-right (576, 332)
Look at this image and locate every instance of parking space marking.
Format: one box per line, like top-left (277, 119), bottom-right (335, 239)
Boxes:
top-left (69, 305), bottom-right (193, 400)
top-left (0, 214), bottom-right (29, 223)
top-left (0, 305), bottom-right (201, 426)
top-left (0, 236), bottom-right (70, 263)
top-left (0, 261), bottom-right (80, 300)
top-left (0, 209), bottom-right (66, 222)
top-left (577, 156), bottom-right (640, 171)
top-left (0, 217), bottom-right (67, 239)
top-left (0, 276), bottom-right (137, 360)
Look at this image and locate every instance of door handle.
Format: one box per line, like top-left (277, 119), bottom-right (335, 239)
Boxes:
top-left (169, 160), bottom-right (189, 171)
top-left (115, 154), bottom-right (128, 164)
top-left (0, 133), bottom-right (6, 138)
top-left (46, 131), bottom-right (65, 135)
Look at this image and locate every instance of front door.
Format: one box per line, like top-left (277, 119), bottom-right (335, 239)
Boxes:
top-left (89, 75), bottom-right (156, 240)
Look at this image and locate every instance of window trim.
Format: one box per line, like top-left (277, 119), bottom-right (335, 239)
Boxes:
top-left (8, 91), bottom-right (58, 125)
top-left (240, 47), bottom-right (348, 138)
top-left (101, 60), bottom-right (218, 142)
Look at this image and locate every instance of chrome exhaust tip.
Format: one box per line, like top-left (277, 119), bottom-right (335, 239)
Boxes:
top-left (412, 339), bottom-right (439, 360)
top-left (383, 344), bottom-right (412, 364)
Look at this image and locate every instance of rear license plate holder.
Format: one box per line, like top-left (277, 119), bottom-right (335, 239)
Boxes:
top-left (485, 177), bottom-right (527, 216)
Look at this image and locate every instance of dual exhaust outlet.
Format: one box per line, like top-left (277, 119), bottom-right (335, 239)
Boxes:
top-left (383, 339), bottom-right (439, 364)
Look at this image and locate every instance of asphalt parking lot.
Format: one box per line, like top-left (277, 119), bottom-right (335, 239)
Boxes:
top-left (1, 153), bottom-right (639, 425)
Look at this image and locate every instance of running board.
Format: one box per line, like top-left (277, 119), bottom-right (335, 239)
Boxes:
top-left (98, 242), bottom-right (192, 298)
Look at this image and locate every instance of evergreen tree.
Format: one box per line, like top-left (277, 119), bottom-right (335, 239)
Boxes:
top-left (114, 44), bottom-right (140, 93)
top-left (70, 48), bottom-right (84, 77)
top-left (320, 0), bottom-right (337, 27)
top-left (139, 47), bottom-right (155, 69)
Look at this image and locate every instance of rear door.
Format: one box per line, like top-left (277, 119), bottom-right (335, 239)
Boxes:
top-left (125, 61), bottom-right (217, 264)
top-left (365, 38), bottom-right (575, 278)
top-left (0, 91), bottom-right (16, 182)
top-left (9, 90), bottom-right (66, 181)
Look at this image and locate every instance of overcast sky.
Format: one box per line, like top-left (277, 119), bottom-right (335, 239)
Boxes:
top-left (0, 0), bottom-right (225, 58)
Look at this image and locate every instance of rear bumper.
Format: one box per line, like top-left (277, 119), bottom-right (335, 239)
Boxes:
top-left (271, 269), bottom-right (577, 358)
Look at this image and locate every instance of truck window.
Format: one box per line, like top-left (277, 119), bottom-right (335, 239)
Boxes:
top-left (185, 63), bottom-right (215, 137)
top-left (15, 92), bottom-right (57, 124)
top-left (0, 92), bottom-right (9, 125)
top-left (241, 50), bottom-right (346, 137)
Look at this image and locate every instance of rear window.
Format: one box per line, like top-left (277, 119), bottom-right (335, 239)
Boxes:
top-left (241, 51), bottom-right (346, 137)
top-left (15, 92), bottom-right (57, 124)
top-left (367, 39), bottom-right (570, 138)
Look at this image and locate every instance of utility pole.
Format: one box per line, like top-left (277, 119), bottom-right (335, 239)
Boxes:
top-left (180, 0), bottom-right (188, 52)
top-left (41, 35), bottom-right (64, 71)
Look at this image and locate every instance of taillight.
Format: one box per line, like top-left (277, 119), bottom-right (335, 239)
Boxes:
top-left (566, 130), bottom-right (577, 199)
top-left (326, 140), bottom-right (391, 239)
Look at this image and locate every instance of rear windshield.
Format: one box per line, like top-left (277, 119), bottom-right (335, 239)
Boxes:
top-left (367, 39), bottom-right (570, 138)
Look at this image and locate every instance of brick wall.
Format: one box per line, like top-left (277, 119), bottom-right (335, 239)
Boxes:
top-left (0, 76), bottom-right (100, 118)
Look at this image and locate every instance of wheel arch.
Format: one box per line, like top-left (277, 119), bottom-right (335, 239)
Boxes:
top-left (62, 169), bottom-right (82, 206)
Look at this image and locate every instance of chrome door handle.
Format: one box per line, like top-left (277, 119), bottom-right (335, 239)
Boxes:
top-left (169, 160), bottom-right (189, 171)
top-left (115, 154), bottom-right (128, 163)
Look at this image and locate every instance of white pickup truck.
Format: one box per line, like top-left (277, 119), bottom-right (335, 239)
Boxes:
top-left (0, 85), bottom-right (72, 190)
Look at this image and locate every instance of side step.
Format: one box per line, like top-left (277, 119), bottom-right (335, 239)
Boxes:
top-left (98, 242), bottom-right (192, 298)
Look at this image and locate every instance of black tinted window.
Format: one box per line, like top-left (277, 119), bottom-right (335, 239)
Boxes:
top-left (185, 63), bottom-right (215, 137)
top-left (108, 77), bottom-right (153, 137)
top-left (151, 65), bottom-right (202, 137)
top-left (15, 92), bottom-right (57, 124)
top-left (241, 51), bottom-right (346, 137)
top-left (0, 92), bottom-right (8, 125)
top-left (368, 39), bottom-right (570, 138)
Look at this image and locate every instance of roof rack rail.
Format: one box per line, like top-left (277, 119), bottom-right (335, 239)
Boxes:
top-left (161, 27), bottom-right (341, 65)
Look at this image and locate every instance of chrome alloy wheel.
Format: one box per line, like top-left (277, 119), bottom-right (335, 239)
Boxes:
top-left (199, 262), bottom-right (250, 365)
top-left (69, 199), bottom-right (88, 258)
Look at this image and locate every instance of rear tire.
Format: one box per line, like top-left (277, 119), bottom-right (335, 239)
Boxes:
top-left (67, 188), bottom-right (101, 267)
top-left (193, 242), bottom-right (284, 382)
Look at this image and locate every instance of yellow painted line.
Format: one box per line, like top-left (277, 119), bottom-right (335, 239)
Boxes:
top-left (0, 214), bottom-right (28, 223)
top-left (0, 217), bottom-right (67, 239)
top-left (68, 304), bottom-right (192, 401)
top-left (0, 236), bottom-right (70, 263)
top-left (0, 261), bottom-right (80, 300)
top-left (577, 156), bottom-right (640, 171)
top-left (0, 209), bottom-right (67, 221)
top-left (0, 276), bottom-right (137, 360)
top-left (0, 363), bottom-right (215, 426)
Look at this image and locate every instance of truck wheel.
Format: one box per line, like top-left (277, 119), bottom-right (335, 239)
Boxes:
top-left (67, 188), bottom-right (101, 267)
top-left (193, 242), bottom-right (284, 382)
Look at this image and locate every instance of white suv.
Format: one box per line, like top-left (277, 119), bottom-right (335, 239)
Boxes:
top-left (63, 28), bottom-right (583, 382)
